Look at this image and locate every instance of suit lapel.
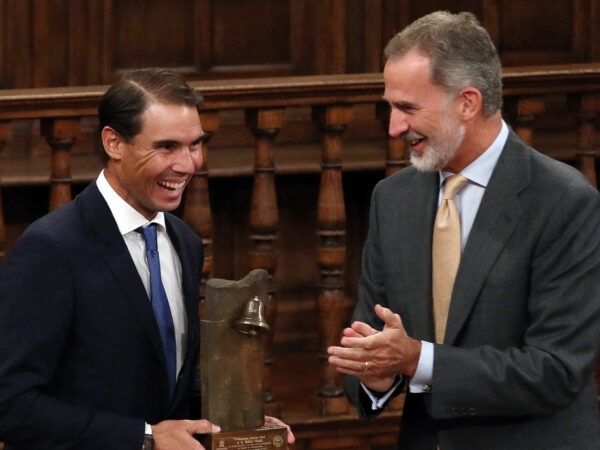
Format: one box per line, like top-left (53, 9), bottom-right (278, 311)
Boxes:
top-left (165, 216), bottom-right (200, 362)
top-left (77, 184), bottom-right (169, 385)
top-left (398, 170), bottom-right (438, 341)
top-left (164, 215), bottom-right (202, 410)
top-left (445, 131), bottom-right (531, 344)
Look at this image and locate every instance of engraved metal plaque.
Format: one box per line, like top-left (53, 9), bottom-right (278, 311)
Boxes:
top-left (199, 425), bottom-right (287, 450)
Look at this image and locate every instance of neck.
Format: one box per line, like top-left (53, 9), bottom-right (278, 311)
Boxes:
top-left (443, 113), bottom-right (502, 173)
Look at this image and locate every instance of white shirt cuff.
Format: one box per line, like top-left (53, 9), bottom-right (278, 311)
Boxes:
top-left (361, 377), bottom-right (403, 410)
top-left (409, 340), bottom-right (433, 393)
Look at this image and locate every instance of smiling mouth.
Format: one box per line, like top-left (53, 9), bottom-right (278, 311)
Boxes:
top-left (402, 131), bottom-right (427, 148)
top-left (158, 180), bottom-right (186, 191)
top-left (407, 137), bottom-right (426, 146)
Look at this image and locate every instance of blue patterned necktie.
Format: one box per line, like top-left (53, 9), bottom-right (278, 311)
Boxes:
top-left (138, 223), bottom-right (177, 399)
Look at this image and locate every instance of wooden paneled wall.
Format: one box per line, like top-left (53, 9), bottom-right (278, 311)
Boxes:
top-left (0, 68), bottom-right (599, 450)
top-left (0, 0), bottom-right (599, 89)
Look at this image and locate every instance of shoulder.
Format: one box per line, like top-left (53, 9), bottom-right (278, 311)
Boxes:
top-left (499, 131), bottom-right (598, 203)
top-left (532, 149), bottom-right (590, 183)
top-left (18, 201), bottom-right (80, 248)
top-left (164, 213), bottom-right (202, 246)
top-left (376, 165), bottom-right (420, 189)
top-left (527, 147), bottom-right (599, 201)
top-left (371, 165), bottom-right (436, 201)
top-left (22, 183), bottom-right (107, 244)
top-left (505, 130), bottom-right (589, 187)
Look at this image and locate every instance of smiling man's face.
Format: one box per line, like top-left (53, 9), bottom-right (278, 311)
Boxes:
top-left (105, 102), bottom-right (205, 219)
top-left (384, 50), bottom-right (465, 172)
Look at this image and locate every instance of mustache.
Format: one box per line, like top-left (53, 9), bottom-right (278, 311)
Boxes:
top-left (401, 130), bottom-right (426, 143)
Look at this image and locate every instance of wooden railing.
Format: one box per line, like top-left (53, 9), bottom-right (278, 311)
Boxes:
top-left (0, 64), bottom-right (599, 449)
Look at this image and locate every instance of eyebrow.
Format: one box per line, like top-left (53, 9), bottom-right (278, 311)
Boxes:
top-left (391, 99), bottom-right (418, 110)
top-left (194, 134), bottom-right (209, 144)
top-left (152, 134), bottom-right (207, 148)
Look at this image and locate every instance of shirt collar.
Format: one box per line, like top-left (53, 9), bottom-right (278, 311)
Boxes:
top-left (96, 170), bottom-right (166, 236)
top-left (439, 120), bottom-right (509, 187)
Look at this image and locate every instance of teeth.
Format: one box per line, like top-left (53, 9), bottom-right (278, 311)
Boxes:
top-left (403, 133), bottom-right (426, 146)
top-left (159, 180), bottom-right (186, 190)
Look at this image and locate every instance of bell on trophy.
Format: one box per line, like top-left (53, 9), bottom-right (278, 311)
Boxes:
top-left (233, 296), bottom-right (270, 336)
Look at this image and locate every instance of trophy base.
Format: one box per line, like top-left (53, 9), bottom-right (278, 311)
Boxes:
top-left (198, 425), bottom-right (288, 450)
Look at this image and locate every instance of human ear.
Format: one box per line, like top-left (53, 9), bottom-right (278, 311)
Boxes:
top-left (101, 126), bottom-right (124, 161)
top-left (457, 87), bottom-right (482, 120)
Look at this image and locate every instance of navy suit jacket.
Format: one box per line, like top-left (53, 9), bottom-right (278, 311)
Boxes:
top-left (346, 130), bottom-right (600, 449)
top-left (0, 182), bottom-right (204, 449)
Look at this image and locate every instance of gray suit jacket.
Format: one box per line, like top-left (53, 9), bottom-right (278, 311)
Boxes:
top-left (346, 130), bottom-right (600, 449)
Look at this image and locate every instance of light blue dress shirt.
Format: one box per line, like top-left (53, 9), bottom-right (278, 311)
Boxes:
top-left (365, 121), bottom-right (509, 407)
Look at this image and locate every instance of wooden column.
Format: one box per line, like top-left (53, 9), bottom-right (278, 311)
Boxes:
top-left (183, 111), bottom-right (220, 305)
top-left (41, 118), bottom-right (80, 211)
top-left (568, 93), bottom-right (599, 187)
top-left (504, 97), bottom-right (545, 146)
top-left (311, 104), bottom-right (353, 415)
top-left (376, 102), bottom-right (409, 177)
top-left (0, 121), bottom-right (11, 263)
top-left (245, 107), bottom-right (285, 417)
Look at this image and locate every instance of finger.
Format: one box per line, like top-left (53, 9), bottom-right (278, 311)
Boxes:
top-left (375, 304), bottom-right (403, 329)
top-left (339, 334), bottom-right (370, 349)
top-left (190, 419), bottom-right (221, 434)
top-left (327, 345), bottom-right (345, 356)
top-left (350, 320), bottom-right (379, 337)
top-left (327, 348), bottom-right (358, 365)
top-left (329, 344), bottom-right (368, 364)
top-left (342, 327), bottom-right (363, 338)
top-left (264, 416), bottom-right (296, 444)
top-left (328, 353), bottom-right (368, 374)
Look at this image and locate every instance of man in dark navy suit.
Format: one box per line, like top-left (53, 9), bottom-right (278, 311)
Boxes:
top-left (0, 69), bottom-right (293, 450)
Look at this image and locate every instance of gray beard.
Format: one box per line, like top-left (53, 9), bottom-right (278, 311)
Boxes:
top-left (409, 123), bottom-right (465, 172)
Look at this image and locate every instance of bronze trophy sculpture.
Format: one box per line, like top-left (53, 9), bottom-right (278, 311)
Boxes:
top-left (199, 269), bottom-right (288, 449)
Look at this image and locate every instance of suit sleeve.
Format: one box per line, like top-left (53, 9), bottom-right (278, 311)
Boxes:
top-left (432, 178), bottom-right (600, 419)
top-left (345, 182), bottom-right (407, 419)
top-left (0, 227), bottom-right (143, 449)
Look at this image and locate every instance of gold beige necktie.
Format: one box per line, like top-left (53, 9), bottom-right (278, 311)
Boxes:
top-left (432, 174), bottom-right (469, 344)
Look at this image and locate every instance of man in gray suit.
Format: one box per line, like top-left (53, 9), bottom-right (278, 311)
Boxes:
top-left (328, 11), bottom-right (600, 449)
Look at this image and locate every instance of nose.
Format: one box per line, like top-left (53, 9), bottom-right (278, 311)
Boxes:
top-left (388, 108), bottom-right (409, 138)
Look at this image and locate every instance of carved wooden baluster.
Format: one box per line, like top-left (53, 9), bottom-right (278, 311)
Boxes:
top-left (312, 104), bottom-right (353, 415)
top-left (504, 97), bottom-right (545, 147)
top-left (245, 107), bottom-right (285, 417)
top-left (376, 102), bottom-right (409, 177)
top-left (41, 118), bottom-right (80, 211)
top-left (568, 93), bottom-right (599, 187)
top-left (0, 121), bottom-right (11, 263)
top-left (183, 111), bottom-right (219, 306)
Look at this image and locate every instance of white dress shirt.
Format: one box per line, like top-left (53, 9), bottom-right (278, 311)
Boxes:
top-left (96, 170), bottom-right (187, 377)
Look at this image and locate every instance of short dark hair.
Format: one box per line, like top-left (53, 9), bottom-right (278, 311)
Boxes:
top-left (97, 68), bottom-right (204, 161)
top-left (384, 11), bottom-right (502, 117)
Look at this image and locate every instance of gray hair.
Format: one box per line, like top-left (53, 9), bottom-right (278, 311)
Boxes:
top-left (384, 11), bottom-right (502, 117)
